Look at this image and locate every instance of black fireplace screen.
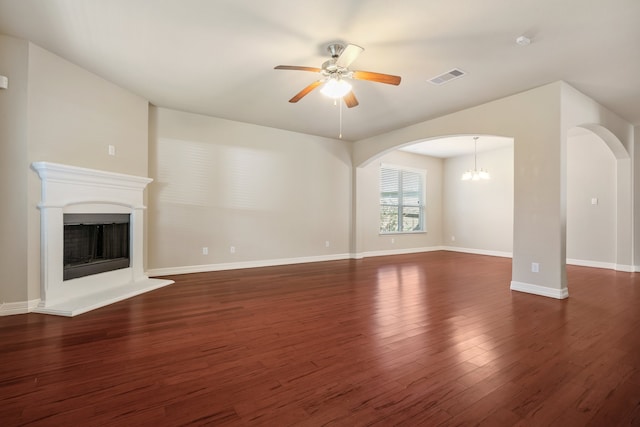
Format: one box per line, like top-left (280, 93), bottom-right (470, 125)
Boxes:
top-left (63, 213), bottom-right (130, 281)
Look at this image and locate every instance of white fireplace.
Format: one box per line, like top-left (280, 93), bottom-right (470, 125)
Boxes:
top-left (32, 162), bottom-right (173, 316)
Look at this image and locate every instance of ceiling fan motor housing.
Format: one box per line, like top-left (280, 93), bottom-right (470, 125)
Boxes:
top-left (326, 43), bottom-right (345, 58)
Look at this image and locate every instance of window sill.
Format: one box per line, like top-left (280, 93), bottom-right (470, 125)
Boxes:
top-left (379, 231), bottom-right (427, 236)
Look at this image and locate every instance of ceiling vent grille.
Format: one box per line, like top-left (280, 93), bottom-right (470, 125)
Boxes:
top-left (428, 68), bottom-right (466, 85)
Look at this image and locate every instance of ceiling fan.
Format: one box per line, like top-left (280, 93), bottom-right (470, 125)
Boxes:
top-left (274, 43), bottom-right (401, 108)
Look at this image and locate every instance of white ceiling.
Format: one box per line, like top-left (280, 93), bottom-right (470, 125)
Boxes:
top-left (0, 0), bottom-right (638, 143)
top-left (400, 135), bottom-right (513, 158)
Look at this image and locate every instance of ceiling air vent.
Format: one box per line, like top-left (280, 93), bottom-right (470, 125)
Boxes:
top-left (428, 68), bottom-right (466, 85)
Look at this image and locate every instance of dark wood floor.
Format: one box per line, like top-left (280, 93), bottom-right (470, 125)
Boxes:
top-left (1, 251), bottom-right (640, 426)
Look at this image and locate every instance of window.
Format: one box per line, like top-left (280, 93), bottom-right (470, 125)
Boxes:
top-left (379, 164), bottom-right (425, 233)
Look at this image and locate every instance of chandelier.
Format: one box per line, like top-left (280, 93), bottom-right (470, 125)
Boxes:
top-left (461, 136), bottom-right (490, 181)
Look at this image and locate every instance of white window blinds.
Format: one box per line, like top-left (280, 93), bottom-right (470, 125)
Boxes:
top-left (379, 164), bottom-right (425, 233)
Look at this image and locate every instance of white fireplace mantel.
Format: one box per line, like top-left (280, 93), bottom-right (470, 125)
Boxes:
top-left (32, 162), bottom-right (173, 316)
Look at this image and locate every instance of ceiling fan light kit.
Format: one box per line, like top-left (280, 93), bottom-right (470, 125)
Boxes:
top-left (274, 42), bottom-right (402, 139)
top-left (320, 78), bottom-right (352, 99)
top-left (274, 42), bottom-right (401, 107)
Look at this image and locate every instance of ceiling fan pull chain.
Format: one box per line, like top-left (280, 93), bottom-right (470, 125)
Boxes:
top-left (339, 98), bottom-right (343, 139)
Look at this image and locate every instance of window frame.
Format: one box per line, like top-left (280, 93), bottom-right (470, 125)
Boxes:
top-left (379, 163), bottom-right (426, 235)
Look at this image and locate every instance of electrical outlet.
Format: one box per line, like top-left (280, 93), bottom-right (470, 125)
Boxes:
top-left (230, 246), bottom-right (235, 254)
top-left (531, 262), bottom-right (539, 273)
top-left (391, 238), bottom-right (395, 244)
top-left (325, 241), bottom-right (330, 248)
top-left (108, 145), bottom-right (116, 156)
top-left (451, 236), bottom-right (456, 242)
top-left (202, 247), bottom-right (208, 255)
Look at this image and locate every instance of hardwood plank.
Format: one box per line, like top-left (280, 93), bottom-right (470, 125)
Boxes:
top-left (1, 251), bottom-right (640, 425)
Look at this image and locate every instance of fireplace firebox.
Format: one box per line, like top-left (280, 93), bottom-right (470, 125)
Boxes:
top-left (63, 213), bottom-right (130, 280)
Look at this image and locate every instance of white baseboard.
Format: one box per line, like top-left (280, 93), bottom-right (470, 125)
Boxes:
top-left (566, 258), bottom-right (634, 272)
top-left (147, 253), bottom-right (352, 277)
top-left (566, 258), bottom-right (615, 270)
top-left (441, 246), bottom-right (512, 258)
top-left (358, 246), bottom-right (446, 259)
top-left (0, 299), bottom-right (41, 316)
top-left (614, 264), bottom-right (634, 273)
top-left (510, 281), bottom-right (569, 299)
top-left (147, 249), bottom-right (633, 290)
top-left (148, 247), bottom-right (514, 277)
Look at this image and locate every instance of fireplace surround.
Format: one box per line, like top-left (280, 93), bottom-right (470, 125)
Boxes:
top-left (32, 162), bottom-right (173, 316)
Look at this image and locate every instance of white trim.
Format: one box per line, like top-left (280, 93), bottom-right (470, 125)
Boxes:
top-left (360, 246), bottom-right (445, 258)
top-left (0, 299), bottom-right (41, 316)
top-left (614, 264), bottom-right (634, 273)
top-left (147, 253), bottom-right (352, 277)
top-left (566, 258), bottom-right (615, 270)
top-left (149, 247), bottom-right (520, 276)
top-left (566, 258), bottom-right (633, 272)
top-left (380, 162), bottom-right (426, 176)
top-left (441, 246), bottom-right (512, 258)
top-left (510, 281), bottom-right (569, 299)
top-left (31, 161), bottom-right (152, 193)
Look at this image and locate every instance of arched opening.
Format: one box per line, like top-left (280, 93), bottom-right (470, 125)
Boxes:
top-left (566, 125), bottom-right (632, 271)
top-left (350, 82), bottom-right (634, 300)
top-left (353, 134), bottom-right (514, 258)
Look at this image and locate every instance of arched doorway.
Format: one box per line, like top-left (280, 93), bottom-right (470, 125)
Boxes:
top-left (566, 125), bottom-right (632, 271)
top-left (350, 82), bottom-right (634, 300)
top-left (352, 134), bottom-right (514, 258)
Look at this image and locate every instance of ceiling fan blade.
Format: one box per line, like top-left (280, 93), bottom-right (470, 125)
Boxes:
top-left (335, 44), bottom-right (364, 68)
top-left (288, 81), bottom-right (322, 103)
top-left (352, 70), bottom-right (401, 85)
top-left (275, 65), bottom-right (322, 73)
top-left (343, 91), bottom-right (359, 108)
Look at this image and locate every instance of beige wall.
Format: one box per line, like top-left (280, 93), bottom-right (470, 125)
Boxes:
top-left (25, 44), bottom-right (150, 302)
top-left (354, 82), bottom-right (567, 296)
top-left (147, 106), bottom-right (352, 271)
top-left (26, 43), bottom-right (149, 176)
top-left (443, 146), bottom-right (514, 254)
top-left (0, 39), bottom-right (150, 307)
top-left (353, 82), bottom-right (635, 296)
top-left (566, 131), bottom-right (616, 264)
top-left (0, 35), bottom-right (29, 304)
top-left (561, 84), bottom-right (634, 271)
top-left (636, 126), bottom-right (640, 269)
top-left (359, 150), bottom-right (443, 254)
